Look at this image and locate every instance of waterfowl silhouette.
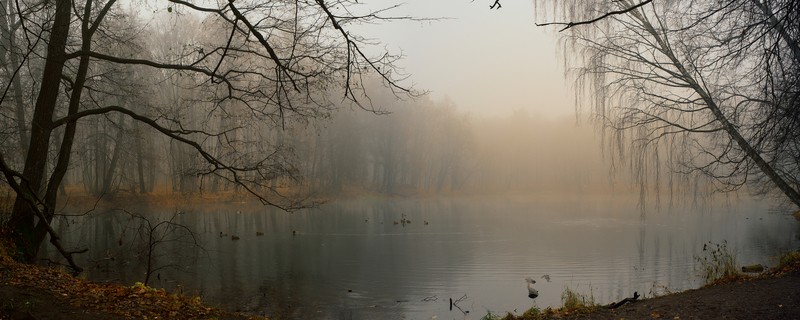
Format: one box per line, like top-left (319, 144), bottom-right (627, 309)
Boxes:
top-left (525, 277), bottom-right (539, 299)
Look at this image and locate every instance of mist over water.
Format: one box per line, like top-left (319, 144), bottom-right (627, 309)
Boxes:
top-left (50, 195), bottom-right (799, 319)
top-left (2, 1), bottom-right (799, 319)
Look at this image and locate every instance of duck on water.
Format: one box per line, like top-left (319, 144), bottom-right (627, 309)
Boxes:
top-left (525, 277), bottom-right (538, 299)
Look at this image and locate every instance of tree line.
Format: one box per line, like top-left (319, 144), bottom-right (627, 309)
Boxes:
top-left (9, 85), bottom-right (613, 199)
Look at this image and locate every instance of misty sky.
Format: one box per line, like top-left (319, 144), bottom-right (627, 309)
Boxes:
top-left (357, 1), bottom-right (573, 118)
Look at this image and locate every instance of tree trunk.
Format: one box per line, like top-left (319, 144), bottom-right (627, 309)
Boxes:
top-left (135, 124), bottom-right (147, 193)
top-left (101, 115), bottom-right (125, 194)
top-left (7, 0), bottom-right (72, 262)
top-left (0, 0), bottom-right (30, 162)
top-left (94, 121), bottom-right (105, 194)
top-left (636, 13), bottom-right (800, 208)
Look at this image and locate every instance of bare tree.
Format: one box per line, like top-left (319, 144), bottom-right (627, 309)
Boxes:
top-left (1, 0), bottom-right (418, 263)
top-left (534, 0), bottom-right (800, 208)
top-left (121, 210), bottom-right (199, 287)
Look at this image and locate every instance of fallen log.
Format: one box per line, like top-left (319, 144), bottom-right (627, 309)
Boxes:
top-left (742, 264), bottom-right (765, 273)
top-left (607, 292), bottom-right (640, 309)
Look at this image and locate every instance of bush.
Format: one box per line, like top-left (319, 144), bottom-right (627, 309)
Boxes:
top-left (776, 250), bottom-right (800, 272)
top-left (559, 286), bottom-right (600, 316)
top-left (696, 241), bottom-right (741, 285)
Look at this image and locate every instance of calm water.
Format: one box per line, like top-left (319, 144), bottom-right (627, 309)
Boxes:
top-left (50, 194), bottom-right (799, 319)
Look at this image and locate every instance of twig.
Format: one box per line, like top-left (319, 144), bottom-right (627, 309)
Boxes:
top-left (451, 294), bottom-right (469, 315)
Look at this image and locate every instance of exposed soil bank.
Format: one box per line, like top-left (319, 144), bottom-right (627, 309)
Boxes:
top-left (503, 269), bottom-right (800, 320)
top-left (574, 272), bottom-right (800, 320)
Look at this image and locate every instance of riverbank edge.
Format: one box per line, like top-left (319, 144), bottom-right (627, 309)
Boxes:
top-left (0, 242), bottom-right (261, 320)
top-left (2, 250), bottom-right (798, 320)
top-left (495, 252), bottom-right (800, 320)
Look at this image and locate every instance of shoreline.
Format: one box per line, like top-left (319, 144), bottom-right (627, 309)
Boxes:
top-left (2, 250), bottom-right (799, 319)
top-left (499, 255), bottom-right (800, 320)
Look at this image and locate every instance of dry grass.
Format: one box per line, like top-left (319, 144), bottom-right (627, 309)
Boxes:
top-left (775, 250), bottom-right (800, 273)
top-left (498, 287), bottom-right (600, 320)
top-left (695, 241), bottom-right (748, 286)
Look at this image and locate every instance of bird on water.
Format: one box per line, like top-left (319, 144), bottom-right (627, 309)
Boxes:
top-left (525, 277), bottom-right (539, 299)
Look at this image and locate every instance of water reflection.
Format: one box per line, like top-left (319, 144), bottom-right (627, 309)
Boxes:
top-left (48, 195), bottom-right (799, 319)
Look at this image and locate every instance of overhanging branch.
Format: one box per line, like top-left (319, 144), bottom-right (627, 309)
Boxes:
top-left (536, 0), bottom-right (653, 32)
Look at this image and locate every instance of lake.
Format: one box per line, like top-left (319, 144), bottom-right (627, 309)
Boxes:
top-left (49, 194), bottom-right (800, 319)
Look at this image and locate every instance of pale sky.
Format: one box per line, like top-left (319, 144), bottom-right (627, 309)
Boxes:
top-left (356, 1), bottom-right (574, 118)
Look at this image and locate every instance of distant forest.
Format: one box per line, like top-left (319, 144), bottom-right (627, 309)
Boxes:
top-left (52, 91), bottom-right (612, 198)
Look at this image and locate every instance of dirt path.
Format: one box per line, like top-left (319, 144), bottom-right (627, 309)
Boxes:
top-left (549, 271), bottom-right (800, 320)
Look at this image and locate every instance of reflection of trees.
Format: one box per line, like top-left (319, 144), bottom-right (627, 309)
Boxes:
top-left (150, 199), bottom-right (476, 319)
top-left (47, 209), bottom-right (202, 287)
top-left (47, 198), bottom-right (799, 316)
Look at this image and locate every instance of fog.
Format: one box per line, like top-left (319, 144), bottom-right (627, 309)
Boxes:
top-left (1, 0), bottom-right (762, 226)
top-left (281, 96), bottom-right (611, 196)
top-left (0, 1), bottom-right (600, 202)
top-left (40, 85), bottom-right (615, 199)
top-left (5, 1), bottom-right (800, 318)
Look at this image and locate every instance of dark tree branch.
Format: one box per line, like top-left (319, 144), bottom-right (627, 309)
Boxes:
top-left (211, 17), bottom-right (238, 84)
top-left (226, 0), bottom-right (299, 92)
top-left (0, 153), bottom-right (85, 274)
top-left (315, 0), bottom-right (416, 105)
top-left (536, 0), bottom-right (653, 32)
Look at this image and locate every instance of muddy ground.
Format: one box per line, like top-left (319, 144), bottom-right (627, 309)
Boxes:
top-left (560, 271), bottom-right (800, 320)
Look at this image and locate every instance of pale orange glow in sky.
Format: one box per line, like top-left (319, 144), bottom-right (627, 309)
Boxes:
top-left (357, 1), bottom-right (574, 118)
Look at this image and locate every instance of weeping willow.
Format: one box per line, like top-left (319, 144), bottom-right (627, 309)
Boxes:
top-left (533, 0), bottom-right (800, 208)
